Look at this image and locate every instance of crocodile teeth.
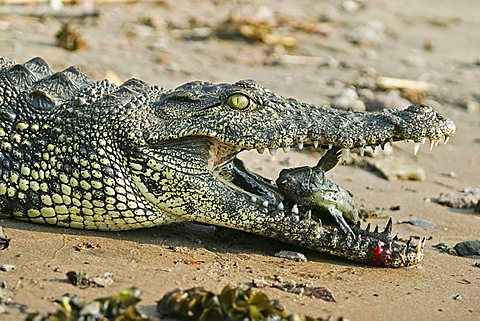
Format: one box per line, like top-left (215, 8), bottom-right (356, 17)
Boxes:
top-left (374, 225), bottom-right (379, 233)
top-left (416, 239), bottom-right (423, 254)
top-left (429, 139), bottom-right (435, 150)
top-left (328, 143), bottom-right (333, 149)
top-left (422, 138), bottom-right (426, 144)
top-left (262, 200), bottom-right (269, 207)
top-left (444, 135), bottom-right (450, 144)
top-left (297, 142), bottom-right (304, 149)
top-left (282, 146), bottom-right (291, 153)
top-left (257, 148), bottom-right (265, 154)
top-left (383, 217), bottom-right (393, 236)
top-left (366, 223), bottom-right (371, 232)
top-left (406, 237), bottom-right (412, 252)
top-left (358, 146), bottom-right (365, 157)
top-left (292, 215), bottom-right (300, 223)
top-left (370, 145), bottom-right (376, 154)
top-left (250, 195), bottom-right (257, 203)
top-left (269, 148), bottom-right (277, 156)
top-left (413, 142), bottom-right (421, 155)
top-left (341, 148), bottom-right (350, 161)
top-left (277, 202), bottom-right (284, 211)
top-left (304, 210), bottom-right (311, 220)
top-left (313, 140), bottom-right (319, 148)
top-left (389, 138), bottom-right (394, 147)
top-left (291, 204), bottom-right (299, 214)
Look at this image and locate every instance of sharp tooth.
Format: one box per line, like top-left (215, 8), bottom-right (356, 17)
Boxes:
top-left (355, 221), bottom-right (361, 228)
top-left (269, 148), bottom-right (277, 156)
top-left (277, 202), bottom-right (284, 211)
top-left (434, 139), bottom-right (440, 147)
top-left (250, 195), bottom-right (257, 203)
top-left (415, 241), bottom-right (422, 254)
top-left (341, 148), bottom-right (350, 161)
top-left (262, 200), bottom-right (269, 207)
top-left (389, 138), bottom-right (393, 147)
top-left (429, 139), bottom-right (435, 150)
top-left (366, 223), bottom-right (371, 232)
top-left (413, 142), bottom-right (421, 155)
top-left (313, 140), bottom-right (319, 148)
top-left (374, 225), bottom-right (379, 233)
top-left (257, 148), bottom-right (265, 154)
top-left (282, 146), bottom-right (291, 153)
top-left (393, 234), bottom-right (398, 241)
top-left (304, 210), bottom-right (311, 220)
top-left (380, 141), bottom-right (386, 150)
top-left (422, 138), bottom-right (426, 144)
top-left (444, 135), bottom-right (449, 144)
top-left (358, 146), bottom-right (365, 157)
top-left (297, 142), bottom-right (304, 149)
top-left (291, 204), bottom-right (299, 214)
top-left (328, 143), bottom-right (333, 149)
top-left (406, 237), bottom-right (412, 251)
top-left (292, 215), bottom-right (300, 223)
top-left (370, 145), bottom-right (376, 154)
top-left (383, 218), bottom-right (393, 236)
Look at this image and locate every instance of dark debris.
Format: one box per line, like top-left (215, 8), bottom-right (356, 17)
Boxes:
top-left (0, 226), bottom-right (10, 250)
top-left (66, 271), bottom-right (113, 289)
top-left (158, 285), bottom-right (340, 321)
top-left (25, 288), bottom-right (149, 321)
top-left (74, 242), bottom-right (101, 251)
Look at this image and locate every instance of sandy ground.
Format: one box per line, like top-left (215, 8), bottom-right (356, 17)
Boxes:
top-left (0, 0), bottom-right (479, 320)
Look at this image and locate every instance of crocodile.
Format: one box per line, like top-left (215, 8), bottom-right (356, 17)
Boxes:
top-left (0, 57), bottom-right (456, 267)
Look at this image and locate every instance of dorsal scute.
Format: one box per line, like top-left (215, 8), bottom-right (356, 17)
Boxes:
top-left (23, 57), bottom-right (53, 79)
top-left (6, 64), bottom-right (37, 88)
top-left (99, 78), bottom-right (152, 110)
top-left (28, 66), bottom-right (93, 110)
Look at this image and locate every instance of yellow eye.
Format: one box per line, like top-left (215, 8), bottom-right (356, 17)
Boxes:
top-left (226, 93), bottom-right (250, 110)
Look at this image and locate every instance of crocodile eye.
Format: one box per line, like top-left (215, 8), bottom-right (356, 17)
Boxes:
top-left (226, 93), bottom-right (250, 110)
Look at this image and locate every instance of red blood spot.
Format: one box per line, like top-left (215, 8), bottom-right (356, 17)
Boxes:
top-left (372, 243), bottom-right (383, 256)
top-left (370, 241), bottom-right (386, 266)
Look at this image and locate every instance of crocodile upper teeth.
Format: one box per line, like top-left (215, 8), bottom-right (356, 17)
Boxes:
top-left (413, 142), bottom-right (421, 155)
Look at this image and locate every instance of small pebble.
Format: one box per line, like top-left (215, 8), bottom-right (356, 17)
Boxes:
top-left (365, 90), bottom-right (411, 111)
top-left (331, 88), bottom-right (366, 112)
top-left (274, 250), bottom-right (308, 262)
top-left (0, 265), bottom-right (15, 272)
top-left (453, 294), bottom-right (463, 301)
top-left (401, 219), bottom-right (437, 229)
top-left (454, 240), bottom-right (480, 256)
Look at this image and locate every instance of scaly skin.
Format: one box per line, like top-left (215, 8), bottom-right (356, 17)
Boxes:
top-left (0, 57), bottom-right (456, 267)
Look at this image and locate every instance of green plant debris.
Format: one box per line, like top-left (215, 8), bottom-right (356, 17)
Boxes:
top-left (25, 288), bottom-right (150, 321)
top-left (157, 285), bottom-right (337, 321)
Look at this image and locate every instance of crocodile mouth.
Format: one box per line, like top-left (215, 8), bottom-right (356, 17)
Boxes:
top-left (211, 137), bottom-right (442, 227)
top-left (210, 139), bottom-right (428, 267)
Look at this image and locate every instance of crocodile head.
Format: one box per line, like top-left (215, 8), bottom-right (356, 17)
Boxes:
top-left (136, 79), bottom-right (454, 267)
top-left (1, 58), bottom-right (455, 267)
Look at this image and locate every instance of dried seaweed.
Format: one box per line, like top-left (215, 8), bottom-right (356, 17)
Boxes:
top-left (25, 288), bottom-right (149, 321)
top-left (158, 285), bottom-right (337, 321)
